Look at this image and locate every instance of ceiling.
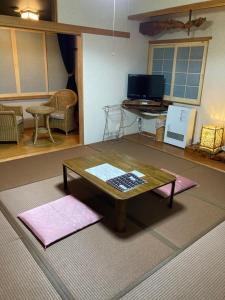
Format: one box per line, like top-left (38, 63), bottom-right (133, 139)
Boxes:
top-left (0, 0), bottom-right (54, 21)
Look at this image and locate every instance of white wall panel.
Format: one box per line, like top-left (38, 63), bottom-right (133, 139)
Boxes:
top-left (57, 0), bottom-right (149, 144)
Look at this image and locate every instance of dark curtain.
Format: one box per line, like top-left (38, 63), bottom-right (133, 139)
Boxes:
top-left (57, 34), bottom-right (77, 93)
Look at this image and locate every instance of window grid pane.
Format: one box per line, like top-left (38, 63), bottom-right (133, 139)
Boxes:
top-left (152, 47), bottom-right (174, 96)
top-left (173, 46), bottom-right (204, 99)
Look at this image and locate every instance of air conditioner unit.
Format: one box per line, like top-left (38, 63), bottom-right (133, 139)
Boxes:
top-left (164, 105), bottom-right (196, 148)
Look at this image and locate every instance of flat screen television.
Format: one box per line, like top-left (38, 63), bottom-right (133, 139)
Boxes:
top-left (127, 74), bottom-right (165, 101)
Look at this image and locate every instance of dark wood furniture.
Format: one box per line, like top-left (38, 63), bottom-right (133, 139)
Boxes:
top-left (122, 99), bottom-right (169, 115)
top-left (63, 153), bottom-right (176, 232)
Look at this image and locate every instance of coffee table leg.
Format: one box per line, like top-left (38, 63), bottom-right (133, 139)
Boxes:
top-left (63, 165), bottom-right (68, 192)
top-left (46, 115), bottom-right (55, 143)
top-left (115, 200), bottom-right (127, 232)
top-left (34, 114), bottom-right (38, 144)
top-left (169, 180), bottom-right (176, 208)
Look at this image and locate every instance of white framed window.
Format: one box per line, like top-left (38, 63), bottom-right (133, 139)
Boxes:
top-left (148, 39), bottom-right (209, 105)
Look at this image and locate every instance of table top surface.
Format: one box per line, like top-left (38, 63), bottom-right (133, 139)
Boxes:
top-left (26, 105), bottom-right (55, 115)
top-left (63, 153), bottom-right (176, 200)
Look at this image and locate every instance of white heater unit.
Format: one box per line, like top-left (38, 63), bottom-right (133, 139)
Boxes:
top-left (164, 105), bottom-right (196, 148)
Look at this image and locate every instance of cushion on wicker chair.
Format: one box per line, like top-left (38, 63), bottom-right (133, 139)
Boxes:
top-left (16, 116), bottom-right (23, 125)
top-left (17, 195), bottom-right (103, 248)
top-left (44, 89), bottom-right (78, 134)
top-left (0, 104), bottom-right (24, 143)
top-left (50, 112), bottom-right (65, 120)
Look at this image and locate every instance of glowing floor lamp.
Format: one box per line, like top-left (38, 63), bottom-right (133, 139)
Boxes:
top-left (199, 125), bottom-right (224, 154)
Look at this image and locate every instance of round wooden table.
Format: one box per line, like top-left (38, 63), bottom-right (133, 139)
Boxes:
top-left (26, 105), bottom-right (55, 144)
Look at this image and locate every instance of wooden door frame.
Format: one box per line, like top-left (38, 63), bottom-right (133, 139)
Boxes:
top-left (0, 25), bottom-right (84, 145)
top-left (51, 0), bottom-right (58, 22)
top-left (76, 34), bottom-right (84, 145)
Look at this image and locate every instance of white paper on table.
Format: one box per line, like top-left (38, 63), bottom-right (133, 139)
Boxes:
top-left (131, 170), bottom-right (145, 178)
top-left (85, 163), bottom-right (126, 182)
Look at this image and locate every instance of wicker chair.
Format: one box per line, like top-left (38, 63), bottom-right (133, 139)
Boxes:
top-left (0, 104), bottom-right (24, 144)
top-left (44, 89), bottom-right (78, 135)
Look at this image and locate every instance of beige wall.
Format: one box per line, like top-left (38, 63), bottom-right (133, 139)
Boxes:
top-left (58, 0), bottom-right (149, 144)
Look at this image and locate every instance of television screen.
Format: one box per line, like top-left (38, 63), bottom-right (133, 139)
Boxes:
top-left (127, 74), bottom-right (164, 101)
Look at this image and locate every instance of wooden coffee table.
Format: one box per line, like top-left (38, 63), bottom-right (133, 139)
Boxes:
top-left (63, 153), bottom-right (176, 232)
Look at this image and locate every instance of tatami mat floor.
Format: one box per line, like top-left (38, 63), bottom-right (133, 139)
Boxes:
top-left (120, 221), bottom-right (225, 300)
top-left (124, 133), bottom-right (225, 172)
top-left (0, 137), bottom-right (225, 299)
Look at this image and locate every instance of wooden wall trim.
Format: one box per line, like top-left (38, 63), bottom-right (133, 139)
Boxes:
top-left (11, 29), bottom-right (21, 93)
top-left (43, 33), bottom-right (49, 92)
top-left (128, 0), bottom-right (225, 20)
top-left (0, 93), bottom-right (53, 101)
top-left (149, 36), bottom-right (212, 44)
top-left (76, 35), bottom-right (84, 145)
top-left (51, 0), bottom-right (58, 22)
top-left (0, 15), bottom-right (130, 38)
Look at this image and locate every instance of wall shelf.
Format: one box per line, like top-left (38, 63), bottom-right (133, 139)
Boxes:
top-left (128, 0), bottom-right (225, 21)
top-left (0, 14), bottom-right (130, 38)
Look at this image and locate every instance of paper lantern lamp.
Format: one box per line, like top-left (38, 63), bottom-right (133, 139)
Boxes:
top-left (200, 125), bottom-right (224, 154)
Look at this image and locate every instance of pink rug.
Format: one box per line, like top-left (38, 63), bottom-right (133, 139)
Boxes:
top-left (17, 195), bottom-right (103, 248)
top-left (153, 168), bottom-right (198, 198)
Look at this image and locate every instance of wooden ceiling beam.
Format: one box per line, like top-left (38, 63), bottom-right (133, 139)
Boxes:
top-left (128, 0), bottom-right (225, 21)
top-left (149, 36), bottom-right (212, 44)
top-left (0, 15), bottom-right (130, 38)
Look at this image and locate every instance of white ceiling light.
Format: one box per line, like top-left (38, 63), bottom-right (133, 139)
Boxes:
top-left (20, 9), bottom-right (39, 21)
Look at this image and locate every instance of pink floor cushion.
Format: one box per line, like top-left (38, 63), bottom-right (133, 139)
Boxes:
top-left (153, 168), bottom-right (198, 198)
top-left (17, 195), bottom-right (103, 248)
